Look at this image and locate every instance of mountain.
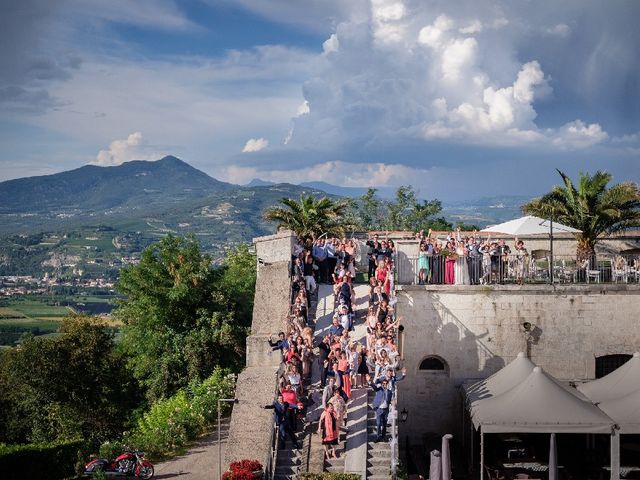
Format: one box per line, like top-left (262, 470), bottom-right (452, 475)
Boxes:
top-left (245, 178), bottom-right (275, 187)
top-left (0, 157), bottom-right (333, 275)
top-left (0, 156), bottom-right (231, 214)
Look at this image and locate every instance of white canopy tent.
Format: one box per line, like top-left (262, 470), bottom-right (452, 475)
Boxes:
top-left (466, 366), bottom-right (618, 480)
top-left (480, 215), bottom-right (582, 283)
top-left (599, 389), bottom-right (640, 434)
top-left (480, 215), bottom-right (581, 236)
top-left (577, 352), bottom-right (640, 403)
top-left (474, 367), bottom-right (614, 433)
top-left (463, 352), bottom-right (535, 420)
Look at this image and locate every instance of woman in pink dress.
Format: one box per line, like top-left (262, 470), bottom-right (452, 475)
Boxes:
top-left (444, 241), bottom-right (456, 284)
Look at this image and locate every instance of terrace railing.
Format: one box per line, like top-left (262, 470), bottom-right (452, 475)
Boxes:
top-left (396, 253), bottom-right (640, 285)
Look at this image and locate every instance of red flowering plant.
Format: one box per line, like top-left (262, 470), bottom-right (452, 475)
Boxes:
top-left (222, 459), bottom-right (263, 480)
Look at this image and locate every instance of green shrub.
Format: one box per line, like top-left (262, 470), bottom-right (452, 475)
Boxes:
top-left (300, 474), bottom-right (361, 480)
top-left (0, 438), bottom-right (84, 480)
top-left (124, 367), bottom-right (235, 458)
top-left (98, 439), bottom-right (126, 460)
top-left (189, 369), bottom-right (235, 426)
top-left (127, 390), bottom-right (198, 456)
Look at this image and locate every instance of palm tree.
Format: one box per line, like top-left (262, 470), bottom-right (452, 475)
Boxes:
top-left (263, 194), bottom-right (355, 240)
top-left (522, 169), bottom-right (640, 261)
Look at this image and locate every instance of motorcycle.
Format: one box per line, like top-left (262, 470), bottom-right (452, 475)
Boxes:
top-left (83, 449), bottom-right (154, 479)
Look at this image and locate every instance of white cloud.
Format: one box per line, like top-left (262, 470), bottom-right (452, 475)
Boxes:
top-left (611, 132), bottom-right (640, 144)
top-left (323, 34), bottom-right (339, 54)
top-left (441, 37), bottom-right (478, 80)
top-left (371, 0), bottom-right (407, 44)
top-left (93, 132), bottom-right (160, 166)
top-left (459, 20), bottom-right (483, 35)
top-left (418, 14), bottom-right (453, 48)
top-left (220, 160), bottom-right (435, 188)
top-left (552, 120), bottom-right (608, 149)
top-left (546, 23), bottom-right (571, 37)
top-left (285, 5), bottom-right (607, 153)
top-left (242, 137), bottom-right (269, 152)
top-left (296, 100), bottom-right (310, 116)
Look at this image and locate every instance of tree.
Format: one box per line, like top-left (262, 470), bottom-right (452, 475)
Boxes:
top-left (358, 188), bottom-right (383, 231)
top-left (116, 235), bottom-right (247, 402)
top-left (386, 186), bottom-right (417, 230)
top-left (216, 244), bottom-right (256, 329)
top-left (263, 194), bottom-right (355, 240)
top-left (522, 169), bottom-right (640, 260)
top-left (0, 315), bottom-right (138, 445)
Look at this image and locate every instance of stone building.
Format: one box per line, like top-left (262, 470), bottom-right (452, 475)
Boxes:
top-left (224, 229), bottom-right (640, 476)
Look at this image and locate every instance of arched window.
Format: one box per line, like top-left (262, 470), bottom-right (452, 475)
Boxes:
top-left (419, 356), bottom-right (448, 373)
top-left (596, 354), bottom-right (632, 378)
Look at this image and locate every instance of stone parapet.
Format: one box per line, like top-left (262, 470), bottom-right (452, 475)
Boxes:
top-left (223, 366), bottom-right (279, 469)
top-left (246, 334), bottom-right (283, 368)
top-left (223, 229), bottom-right (294, 473)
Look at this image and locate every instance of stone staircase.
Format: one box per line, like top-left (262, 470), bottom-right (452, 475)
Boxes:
top-left (323, 426), bottom-right (347, 473)
top-left (366, 389), bottom-right (392, 480)
top-left (272, 423), bottom-right (306, 480)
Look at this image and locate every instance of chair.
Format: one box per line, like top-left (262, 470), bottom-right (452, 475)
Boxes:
top-left (612, 256), bottom-right (628, 283)
top-left (582, 260), bottom-right (601, 283)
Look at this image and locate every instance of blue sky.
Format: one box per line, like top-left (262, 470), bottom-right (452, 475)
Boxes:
top-left (1, 0), bottom-right (638, 201)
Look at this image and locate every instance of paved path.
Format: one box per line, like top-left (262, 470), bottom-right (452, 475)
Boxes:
top-left (344, 284), bottom-right (371, 477)
top-left (153, 419), bottom-right (229, 480)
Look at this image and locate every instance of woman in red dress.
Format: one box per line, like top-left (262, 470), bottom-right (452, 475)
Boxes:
top-left (444, 241), bottom-right (456, 284)
top-left (318, 403), bottom-right (339, 459)
top-left (337, 351), bottom-right (351, 400)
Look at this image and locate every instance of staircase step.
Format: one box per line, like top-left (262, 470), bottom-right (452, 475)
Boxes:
top-left (368, 442), bottom-right (391, 452)
top-left (325, 464), bottom-right (345, 473)
top-left (275, 466), bottom-right (298, 475)
top-left (277, 456), bottom-right (301, 467)
top-left (275, 449), bottom-right (300, 459)
top-left (367, 457), bottom-right (392, 466)
top-left (367, 465), bottom-right (391, 476)
top-left (367, 475), bottom-right (392, 480)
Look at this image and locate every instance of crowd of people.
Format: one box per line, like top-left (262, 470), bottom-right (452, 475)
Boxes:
top-left (411, 229), bottom-right (530, 285)
top-left (265, 234), bottom-right (405, 461)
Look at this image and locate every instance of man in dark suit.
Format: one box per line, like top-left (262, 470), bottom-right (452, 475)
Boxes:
top-left (368, 375), bottom-right (394, 442)
top-left (264, 394), bottom-right (300, 449)
top-left (366, 235), bottom-right (381, 280)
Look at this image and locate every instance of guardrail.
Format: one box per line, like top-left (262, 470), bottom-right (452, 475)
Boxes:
top-left (397, 253), bottom-right (640, 285)
top-left (265, 370), bottom-right (281, 480)
top-left (390, 385), bottom-right (399, 478)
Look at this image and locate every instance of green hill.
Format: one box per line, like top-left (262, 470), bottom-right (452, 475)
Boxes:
top-left (0, 155), bottom-right (231, 214)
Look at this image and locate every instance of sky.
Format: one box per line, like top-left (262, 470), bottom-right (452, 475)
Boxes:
top-left (1, 0), bottom-right (639, 201)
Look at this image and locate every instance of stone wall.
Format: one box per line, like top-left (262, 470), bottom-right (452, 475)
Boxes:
top-left (395, 284), bottom-right (640, 443)
top-left (224, 231), bottom-right (295, 470)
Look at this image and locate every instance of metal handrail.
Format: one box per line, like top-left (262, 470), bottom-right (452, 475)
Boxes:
top-left (390, 385), bottom-right (399, 478)
top-left (398, 253), bottom-right (640, 285)
top-left (265, 369), bottom-right (281, 480)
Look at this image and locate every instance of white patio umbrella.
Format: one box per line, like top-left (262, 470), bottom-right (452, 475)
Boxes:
top-left (481, 215), bottom-right (582, 283)
top-left (441, 434), bottom-right (453, 480)
top-left (429, 450), bottom-right (442, 480)
top-left (549, 433), bottom-right (558, 480)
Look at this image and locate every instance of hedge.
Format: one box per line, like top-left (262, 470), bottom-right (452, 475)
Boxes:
top-left (0, 439), bottom-right (85, 480)
top-left (300, 474), bottom-right (361, 480)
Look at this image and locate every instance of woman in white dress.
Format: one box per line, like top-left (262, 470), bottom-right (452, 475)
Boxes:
top-left (454, 240), bottom-right (471, 285)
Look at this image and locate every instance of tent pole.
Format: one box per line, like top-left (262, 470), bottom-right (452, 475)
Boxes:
top-left (461, 405), bottom-right (465, 451)
top-left (480, 430), bottom-right (484, 480)
top-left (611, 430), bottom-right (620, 480)
top-left (470, 424), bottom-right (474, 476)
top-left (549, 217), bottom-right (554, 284)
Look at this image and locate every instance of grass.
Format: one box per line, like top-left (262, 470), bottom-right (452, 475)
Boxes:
top-left (0, 318), bottom-right (60, 331)
top-left (10, 301), bottom-right (70, 318)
